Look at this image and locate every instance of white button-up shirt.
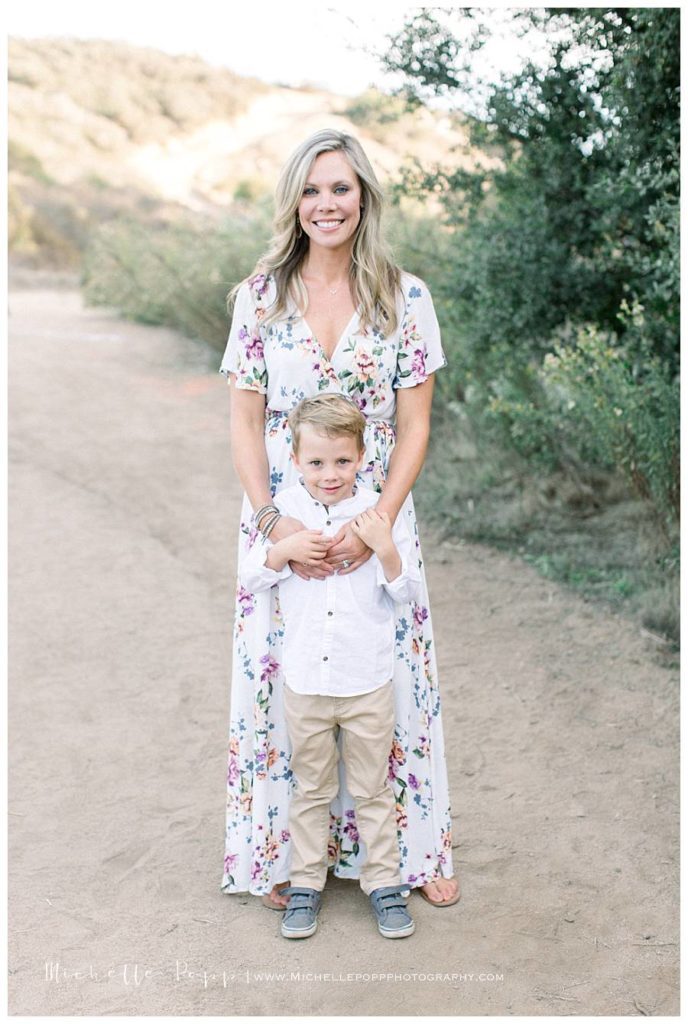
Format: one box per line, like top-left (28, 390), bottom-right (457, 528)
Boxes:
top-left (239, 479), bottom-right (421, 697)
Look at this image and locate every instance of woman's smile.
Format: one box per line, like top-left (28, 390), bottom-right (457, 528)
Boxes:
top-left (313, 219), bottom-right (344, 232)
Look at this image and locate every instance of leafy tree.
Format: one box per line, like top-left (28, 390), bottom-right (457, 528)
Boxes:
top-left (384, 7), bottom-right (678, 363)
top-left (382, 7), bottom-right (679, 526)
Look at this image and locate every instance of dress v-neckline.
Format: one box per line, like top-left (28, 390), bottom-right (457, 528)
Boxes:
top-left (302, 308), bottom-right (360, 365)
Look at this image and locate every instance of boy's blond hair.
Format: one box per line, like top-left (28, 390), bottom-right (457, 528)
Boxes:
top-left (288, 394), bottom-right (366, 455)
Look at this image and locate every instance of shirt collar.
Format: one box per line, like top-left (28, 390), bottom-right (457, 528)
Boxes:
top-left (298, 475), bottom-right (360, 513)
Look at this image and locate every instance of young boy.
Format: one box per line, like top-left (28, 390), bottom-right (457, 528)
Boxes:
top-left (239, 394), bottom-right (421, 940)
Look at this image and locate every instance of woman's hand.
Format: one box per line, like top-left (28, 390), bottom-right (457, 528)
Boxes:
top-left (324, 522), bottom-right (373, 576)
top-left (269, 515), bottom-right (334, 580)
top-left (268, 515), bottom-right (306, 544)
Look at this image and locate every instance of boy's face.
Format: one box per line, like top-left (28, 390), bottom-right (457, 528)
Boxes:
top-left (292, 424), bottom-right (364, 504)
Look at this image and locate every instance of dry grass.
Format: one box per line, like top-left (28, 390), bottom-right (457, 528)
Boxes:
top-left (417, 411), bottom-right (680, 649)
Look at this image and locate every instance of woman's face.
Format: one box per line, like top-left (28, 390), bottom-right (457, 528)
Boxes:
top-left (297, 150), bottom-right (363, 254)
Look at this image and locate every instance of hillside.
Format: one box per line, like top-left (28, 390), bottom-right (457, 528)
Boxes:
top-left (8, 37), bottom-right (494, 268)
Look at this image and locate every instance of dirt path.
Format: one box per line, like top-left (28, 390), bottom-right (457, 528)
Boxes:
top-left (8, 289), bottom-right (679, 1016)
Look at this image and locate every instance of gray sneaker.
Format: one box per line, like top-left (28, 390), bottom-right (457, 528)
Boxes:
top-left (280, 887), bottom-right (321, 939)
top-left (370, 885), bottom-right (415, 938)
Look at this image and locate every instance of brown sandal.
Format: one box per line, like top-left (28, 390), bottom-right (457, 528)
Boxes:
top-left (261, 886), bottom-right (290, 911)
top-left (418, 879), bottom-right (461, 908)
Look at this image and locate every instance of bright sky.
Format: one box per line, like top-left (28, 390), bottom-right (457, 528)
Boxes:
top-left (5, 0), bottom-right (546, 99)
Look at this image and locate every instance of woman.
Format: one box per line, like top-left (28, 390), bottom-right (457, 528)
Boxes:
top-left (220, 128), bottom-right (459, 909)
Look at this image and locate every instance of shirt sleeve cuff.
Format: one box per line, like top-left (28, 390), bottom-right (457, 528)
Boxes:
top-left (376, 553), bottom-right (421, 604)
top-left (240, 538), bottom-right (293, 591)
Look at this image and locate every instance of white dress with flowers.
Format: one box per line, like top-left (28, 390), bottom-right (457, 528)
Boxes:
top-left (219, 270), bottom-right (455, 894)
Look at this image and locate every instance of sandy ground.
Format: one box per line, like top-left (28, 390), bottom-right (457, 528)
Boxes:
top-left (8, 289), bottom-right (679, 1016)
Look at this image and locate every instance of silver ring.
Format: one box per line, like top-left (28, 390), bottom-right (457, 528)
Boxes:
top-left (341, 559), bottom-right (351, 569)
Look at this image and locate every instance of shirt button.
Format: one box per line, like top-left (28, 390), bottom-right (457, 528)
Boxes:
top-left (327, 611), bottom-right (334, 616)
top-left (326, 520), bottom-right (331, 525)
top-left (323, 656), bottom-right (328, 661)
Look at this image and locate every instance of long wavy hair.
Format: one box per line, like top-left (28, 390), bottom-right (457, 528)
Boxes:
top-left (232, 129), bottom-right (401, 337)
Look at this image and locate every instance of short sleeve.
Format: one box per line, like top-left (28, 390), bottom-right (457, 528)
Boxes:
top-left (219, 280), bottom-right (268, 394)
top-left (393, 277), bottom-right (448, 389)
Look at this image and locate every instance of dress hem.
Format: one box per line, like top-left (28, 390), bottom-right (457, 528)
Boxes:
top-left (219, 861), bottom-right (455, 897)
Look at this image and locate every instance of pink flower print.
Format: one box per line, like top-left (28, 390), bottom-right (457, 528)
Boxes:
top-left (280, 829), bottom-right (290, 843)
top-left (264, 836), bottom-right (279, 863)
top-left (415, 734), bottom-right (431, 759)
top-left (224, 852), bottom-right (238, 873)
top-left (259, 653), bottom-right (280, 685)
top-left (237, 585), bottom-right (255, 617)
top-left (411, 348), bottom-right (426, 379)
top-left (246, 332), bottom-right (264, 361)
top-left (353, 346), bottom-right (376, 382)
top-left (227, 737), bottom-right (240, 786)
top-left (250, 272), bottom-right (270, 298)
top-left (413, 604), bottom-right (429, 631)
top-left (343, 809), bottom-right (359, 843)
top-left (388, 737), bottom-right (406, 782)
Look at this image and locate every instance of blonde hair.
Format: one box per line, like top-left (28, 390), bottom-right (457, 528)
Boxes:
top-left (288, 394), bottom-right (366, 455)
top-left (232, 129), bottom-right (401, 337)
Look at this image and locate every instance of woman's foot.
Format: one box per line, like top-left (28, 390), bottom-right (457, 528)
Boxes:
top-left (262, 882), bottom-right (290, 910)
top-left (420, 876), bottom-right (460, 907)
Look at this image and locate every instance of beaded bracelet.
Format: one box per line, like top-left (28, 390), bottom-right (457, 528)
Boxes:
top-left (258, 510), bottom-right (281, 535)
top-left (263, 514), bottom-right (282, 540)
top-left (253, 504), bottom-right (279, 529)
top-left (256, 507), bottom-right (280, 532)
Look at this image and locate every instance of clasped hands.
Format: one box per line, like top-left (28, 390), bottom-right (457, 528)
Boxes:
top-left (270, 509), bottom-right (392, 580)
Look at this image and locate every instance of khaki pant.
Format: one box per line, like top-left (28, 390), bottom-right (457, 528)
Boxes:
top-left (283, 681), bottom-right (400, 896)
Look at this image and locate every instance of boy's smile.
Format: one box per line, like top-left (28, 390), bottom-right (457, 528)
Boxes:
top-left (292, 424), bottom-right (364, 504)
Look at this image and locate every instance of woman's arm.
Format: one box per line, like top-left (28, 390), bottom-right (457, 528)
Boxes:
top-left (228, 376), bottom-right (274, 512)
top-left (375, 375), bottom-right (435, 522)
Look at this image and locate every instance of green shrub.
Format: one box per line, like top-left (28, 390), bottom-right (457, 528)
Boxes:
top-left (488, 309), bottom-right (679, 535)
top-left (82, 205), bottom-right (272, 347)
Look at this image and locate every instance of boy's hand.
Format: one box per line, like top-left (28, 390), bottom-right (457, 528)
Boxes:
top-left (280, 529), bottom-right (331, 567)
top-left (349, 508), bottom-right (394, 555)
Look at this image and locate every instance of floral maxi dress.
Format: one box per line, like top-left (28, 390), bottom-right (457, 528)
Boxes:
top-left (219, 270), bottom-right (455, 894)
